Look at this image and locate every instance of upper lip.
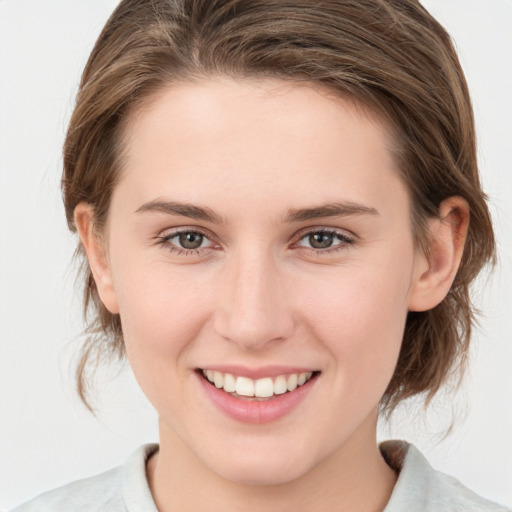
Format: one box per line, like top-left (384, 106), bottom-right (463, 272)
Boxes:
top-left (197, 365), bottom-right (318, 379)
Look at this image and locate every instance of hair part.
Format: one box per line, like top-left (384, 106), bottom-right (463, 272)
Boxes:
top-left (63, 0), bottom-right (495, 412)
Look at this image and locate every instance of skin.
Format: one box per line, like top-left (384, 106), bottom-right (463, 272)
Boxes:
top-left (76, 77), bottom-right (468, 512)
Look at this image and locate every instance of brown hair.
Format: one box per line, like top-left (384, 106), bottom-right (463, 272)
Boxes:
top-left (63, 0), bottom-right (495, 411)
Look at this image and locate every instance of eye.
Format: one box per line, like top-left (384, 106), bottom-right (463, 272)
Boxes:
top-left (306, 232), bottom-right (336, 249)
top-left (157, 229), bottom-right (215, 253)
top-left (296, 229), bottom-right (355, 251)
top-left (176, 231), bottom-right (207, 249)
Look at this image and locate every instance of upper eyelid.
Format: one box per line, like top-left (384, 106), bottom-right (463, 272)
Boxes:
top-left (158, 226), bottom-right (354, 237)
top-left (155, 227), bottom-right (218, 252)
top-left (158, 226), bottom-right (215, 240)
top-left (292, 226), bottom-right (356, 242)
top-left (155, 226), bottom-right (356, 249)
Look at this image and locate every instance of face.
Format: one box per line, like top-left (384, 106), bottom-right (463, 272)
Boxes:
top-left (91, 78), bottom-right (428, 485)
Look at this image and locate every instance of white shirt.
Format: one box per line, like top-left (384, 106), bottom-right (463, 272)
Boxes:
top-left (12, 441), bottom-right (511, 511)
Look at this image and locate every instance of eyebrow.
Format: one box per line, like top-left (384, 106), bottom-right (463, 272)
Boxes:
top-left (284, 202), bottom-right (379, 222)
top-left (135, 199), bottom-right (379, 223)
top-left (135, 200), bottom-right (223, 223)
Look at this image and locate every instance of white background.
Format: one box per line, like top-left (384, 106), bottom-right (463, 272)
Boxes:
top-left (0, 0), bottom-right (511, 509)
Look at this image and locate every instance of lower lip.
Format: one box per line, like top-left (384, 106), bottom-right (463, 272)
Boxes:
top-left (197, 372), bottom-right (318, 424)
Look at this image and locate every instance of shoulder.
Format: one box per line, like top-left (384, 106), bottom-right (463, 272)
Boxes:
top-left (381, 440), bottom-right (511, 512)
top-left (11, 466), bottom-right (123, 512)
top-left (11, 444), bottom-right (159, 512)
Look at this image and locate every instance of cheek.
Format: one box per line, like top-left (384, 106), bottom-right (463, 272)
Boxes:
top-left (298, 255), bottom-right (412, 396)
top-left (110, 254), bottom-right (214, 375)
top-left (111, 268), bottom-right (218, 422)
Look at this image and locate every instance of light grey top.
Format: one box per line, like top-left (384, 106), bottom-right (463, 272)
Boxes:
top-left (12, 441), bottom-right (511, 511)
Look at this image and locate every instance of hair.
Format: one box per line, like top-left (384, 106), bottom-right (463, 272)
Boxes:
top-left (63, 0), bottom-right (495, 412)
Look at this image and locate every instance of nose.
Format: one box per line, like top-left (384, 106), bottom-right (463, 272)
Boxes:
top-left (212, 245), bottom-right (295, 351)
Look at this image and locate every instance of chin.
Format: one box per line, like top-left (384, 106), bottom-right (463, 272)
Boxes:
top-left (216, 461), bottom-right (311, 487)
top-left (203, 440), bottom-right (321, 487)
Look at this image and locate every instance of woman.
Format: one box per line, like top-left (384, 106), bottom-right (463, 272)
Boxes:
top-left (10, 0), bottom-right (510, 510)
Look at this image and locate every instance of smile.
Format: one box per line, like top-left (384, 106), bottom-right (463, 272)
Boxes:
top-left (201, 369), bottom-right (316, 399)
top-left (197, 366), bottom-right (320, 423)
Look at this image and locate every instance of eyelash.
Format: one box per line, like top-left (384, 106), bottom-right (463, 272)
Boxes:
top-left (155, 227), bottom-right (356, 256)
top-left (156, 228), bottom-right (215, 256)
top-left (293, 228), bottom-right (356, 255)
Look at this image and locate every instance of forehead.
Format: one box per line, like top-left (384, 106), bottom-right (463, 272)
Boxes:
top-left (116, 77), bottom-right (407, 220)
top-left (126, 77), bottom-right (394, 154)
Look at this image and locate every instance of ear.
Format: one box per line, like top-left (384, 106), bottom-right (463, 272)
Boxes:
top-left (74, 203), bottom-right (120, 314)
top-left (408, 197), bottom-right (469, 312)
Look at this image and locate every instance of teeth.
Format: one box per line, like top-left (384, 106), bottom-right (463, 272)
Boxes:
top-left (213, 371), bottom-right (223, 388)
top-left (202, 370), bottom-right (315, 398)
top-left (287, 373), bottom-right (298, 391)
top-left (254, 377), bottom-right (274, 398)
top-left (274, 375), bottom-right (287, 395)
top-left (223, 373), bottom-right (236, 393)
top-left (236, 376), bottom-right (255, 397)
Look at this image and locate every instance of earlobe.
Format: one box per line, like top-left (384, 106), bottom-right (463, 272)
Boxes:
top-left (74, 203), bottom-right (120, 314)
top-left (408, 197), bottom-right (469, 312)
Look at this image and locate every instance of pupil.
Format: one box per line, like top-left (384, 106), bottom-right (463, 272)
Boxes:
top-left (309, 233), bottom-right (333, 249)
top-left (179, 232), bottom-right (203, 249)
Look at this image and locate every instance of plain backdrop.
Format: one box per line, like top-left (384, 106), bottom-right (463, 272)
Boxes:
top-left (1, 0), bottom-right (511, 509)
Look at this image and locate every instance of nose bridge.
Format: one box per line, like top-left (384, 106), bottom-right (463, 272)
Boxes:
top-left (214, 241), bottom-right (293, 349)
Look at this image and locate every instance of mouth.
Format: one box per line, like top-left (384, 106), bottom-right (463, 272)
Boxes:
top-left (198, 369), bottom-right (320, 401)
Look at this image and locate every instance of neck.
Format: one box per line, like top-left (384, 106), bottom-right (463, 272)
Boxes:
top-left (147, 413), bottom-right (397, 512)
